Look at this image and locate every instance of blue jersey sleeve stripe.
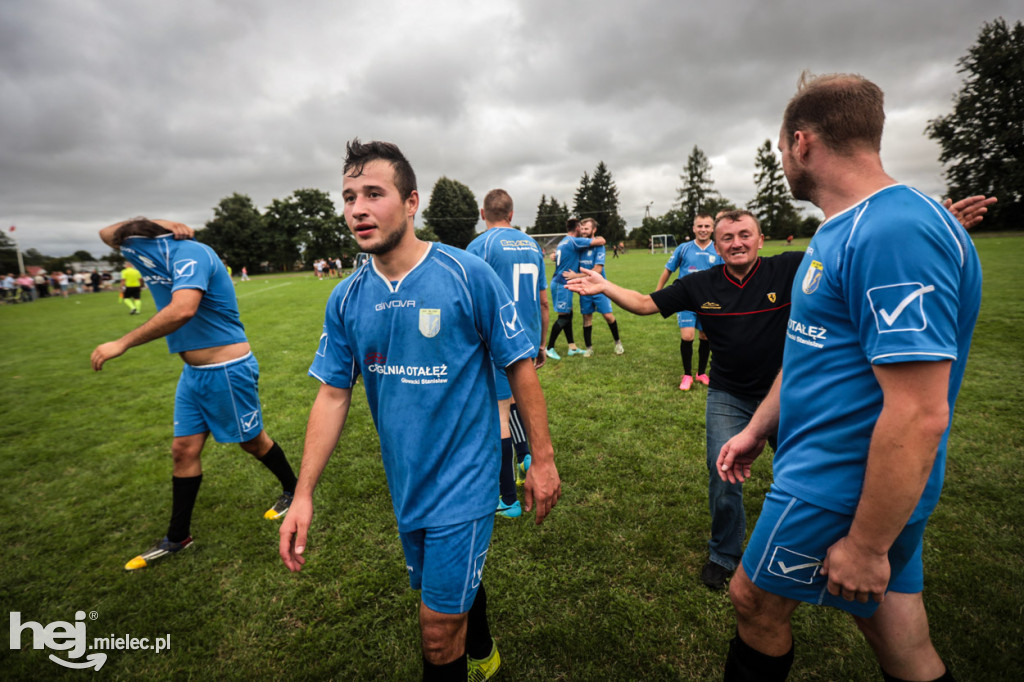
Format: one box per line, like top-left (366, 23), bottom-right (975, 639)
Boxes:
top-left (871, 351), bottom-right (957, 363)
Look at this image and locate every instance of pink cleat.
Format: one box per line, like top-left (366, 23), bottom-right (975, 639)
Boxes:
top-left (679, 375), bottom-right (694, 391)
top-left (696, 374), bottom-right (710, 386)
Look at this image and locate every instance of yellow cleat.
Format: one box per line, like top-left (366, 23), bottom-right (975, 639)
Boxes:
top-left (264, 491), bottom-right (294, 520)
top-left (124, 536), bottom-right (193, 571)
top-left (467, 638), bottom-right (500, 681)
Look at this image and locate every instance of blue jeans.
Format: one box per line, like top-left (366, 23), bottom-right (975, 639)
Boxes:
top-left (704, 388), bottom-right (776, 571)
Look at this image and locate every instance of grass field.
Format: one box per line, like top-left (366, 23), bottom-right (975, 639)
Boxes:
top-left (2, 234), bottom-right (1021, 680)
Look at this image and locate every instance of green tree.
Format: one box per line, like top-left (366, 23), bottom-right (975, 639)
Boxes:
top-left (747, 139), bottom-right (801, 240)
top-left (573, 162), bottom-right (627, 244)
top-left (0, 231), bottom-right (18, 273)
top-left (676, 145), bottom-right (723, 227)
top-left (198, 194), bottom-right (270, 272)
top-left (261, 189), bottom-right (350, 271)
top-left (926, 17), bottom-right (1024, 229)
top-left (72, 250), bottom-right (95, 262)
top-left (422, 177), bottom-right (478, 248)
top-left (531, 195), bottom-right (570, 234)
top-left (291, 189), bottom-right (351, 264)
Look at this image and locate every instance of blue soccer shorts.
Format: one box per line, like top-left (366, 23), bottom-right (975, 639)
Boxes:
top-left (676, 310), bottom-right (703, 330)
top-left (399, 513), bottom-right (495, 614)
top-left (579, 293), bottom-right (613, 315)
top-left (174, 352), bottom-right (264, 443)
top-left (742, 486), bottom-right (927, 618)
top-left (550, 281), bottom-right (574, 314)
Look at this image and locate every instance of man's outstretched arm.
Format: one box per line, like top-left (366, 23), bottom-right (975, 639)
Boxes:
top-left (565, 267), bottom-right (659, 315)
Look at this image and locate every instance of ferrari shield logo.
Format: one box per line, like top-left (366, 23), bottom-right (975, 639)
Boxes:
top-left (767, 292), bottom-right (777, 303)
top-left (802, 260), bottom-right (823, 294)
top-left (419, 309), bottom-right (441, 338)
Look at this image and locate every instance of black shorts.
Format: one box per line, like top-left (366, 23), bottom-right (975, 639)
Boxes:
top-left (124, 286), bottom-right (141, 299)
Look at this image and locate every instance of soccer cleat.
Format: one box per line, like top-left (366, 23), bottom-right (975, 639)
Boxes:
top-left (679, 375), bottom-right (694, 391)
top-left (582, 348), bottom-right (594, 357)
top-left (614, 341), bottom-right (624, 355)
top-left (467, 638), bottom-right (501, 681)
top-left (496, 498), bottom-right (522, 518)
top-left (516, 454), bottom-right (532, 486)
top-left (263, 491), bottom-right (294, 520)
top-left (696, 373), bottom-right (710, 386)
top-left (545, 348), bottom-right (561, 361)
top-left (124, 536), bottom-right (193, 571)
top-left (567, 348), bottom-right (585, 356)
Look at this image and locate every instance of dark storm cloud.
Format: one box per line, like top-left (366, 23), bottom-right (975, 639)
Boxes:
top-left (0, 0), bottom-right (1019, 256)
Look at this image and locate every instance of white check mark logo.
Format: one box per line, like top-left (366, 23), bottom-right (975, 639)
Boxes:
top-left (505, 308), bottom-right (518, 332)
top-left (878, 285), bottom-right (934, 326)
top-left (776, 560), bottom-right (821, 575)
top-left (175, 261), bottom-right (195, 277)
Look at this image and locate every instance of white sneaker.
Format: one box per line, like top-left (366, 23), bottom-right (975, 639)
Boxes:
top-left (583, 348), bottom-right (594, 357)
top-left (614, 341), bottom-right (624, 355)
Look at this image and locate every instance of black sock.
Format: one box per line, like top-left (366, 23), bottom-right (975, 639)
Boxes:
top-left (547, 315), bottom-right (569, 349)
top-left (681, 339), bottom-right (694, 376)
top-left (583, 325), bottom-right (593, 348)
top-left (422, 653), bottom-right (467, 681)
top-left (167, 474), bottom-right (203, 543)
top-left (499, 438), bottom-right (516, 505)
top-left (724, 632), bottom-right (793, 682)
top-left (698, 338), bottom-right (711, 376)
top-left (508, 404), bottom-right (530, 464)
top-left (607, 320), bottom-right (619, 341)
top-left (256, 441), bottom-right (297, 493)
top-left (562, 314), bottom-right (575, 345)
top-left (881, 666), bottom-right (956, 682)
top-left (466, 583), bottom-right (493, 659)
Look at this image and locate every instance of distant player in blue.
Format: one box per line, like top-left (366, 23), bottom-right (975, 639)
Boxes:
top-left (279, 140), bottom-right (560, 681)
top-left (544, 218), bottom-right (605, 360)
top-left (655, 213), bottom-right (720, 390)
top-left (577, 218), bottom-right (623, 357)
top-left (717, 73), bottom-right (980, 682)
top-left (467, 189), bottom-right (549, 519)
top-left (92, 219), bottom-right (298, 572)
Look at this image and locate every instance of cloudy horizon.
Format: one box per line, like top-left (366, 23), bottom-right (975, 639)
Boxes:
top-left (2, 0), bottom-right (1019, 258)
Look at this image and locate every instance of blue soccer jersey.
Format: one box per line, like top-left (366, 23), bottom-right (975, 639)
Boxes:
top-left (664, 241), bottom-right (720, 280)
top-left (466, 227), bottom-right (548, 349)
top-left (551, 235), bottom-right (595, 286)
top-left (578, 243), bottom-right (607, 278)
top-left (773, 185), bottom-right (982, 522)
top-left (120, 235), bottom-right (247, 353)
top-left (309, 243), bottom-right (536, 532)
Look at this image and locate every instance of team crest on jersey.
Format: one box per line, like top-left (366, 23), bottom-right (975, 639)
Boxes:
top-left (174, 259), bottom-right (197, 278)
top-left (768, 292), bottom-right (777, 303)
top-left (419, 309), bottom-right (441, 338)
top-left (802, 260), bottom-right (823, 294)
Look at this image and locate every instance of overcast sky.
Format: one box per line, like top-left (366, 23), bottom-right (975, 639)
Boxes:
top-left (1, 0), bottom-right (1019, 258)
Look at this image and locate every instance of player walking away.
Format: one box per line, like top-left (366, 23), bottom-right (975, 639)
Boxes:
top-left (240, 266), bottom-right (250, 281)
top-left (120, 262), bottom-right (144, 315)
top-left (655, 213), bottom-right (720, 390)
top-left (545, 218), bottom-right (605, 360)
top-left (715, 73), bottom-right (980, 682)
top-left (92, 219), bottom-right (298, 571)
top-left (576, 218), bottom-right (623, 356)
top-left (280, 140), bottom-right (560, 682)
top-left (467, 189), bottom-right (550, 519)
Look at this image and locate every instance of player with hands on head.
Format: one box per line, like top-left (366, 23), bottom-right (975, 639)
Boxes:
top-left (92, 218), bottom-right (298, 573)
